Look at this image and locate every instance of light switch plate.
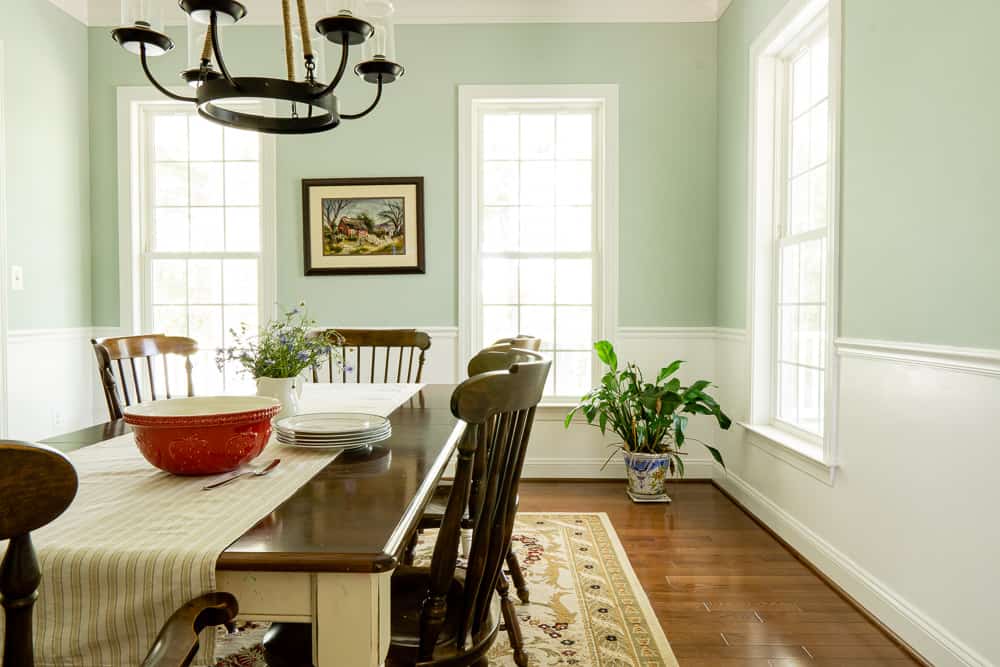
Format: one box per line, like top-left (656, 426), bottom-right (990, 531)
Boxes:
top-left (11, 265), bottom-right (24, 291)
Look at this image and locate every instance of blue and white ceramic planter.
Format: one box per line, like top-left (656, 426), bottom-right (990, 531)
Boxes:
top-left (622, 450), bottom-right (673, 503)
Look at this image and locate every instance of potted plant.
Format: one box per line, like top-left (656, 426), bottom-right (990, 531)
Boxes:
top-left (565, 341), bottom-right (731, 502)
top-left (217, 303), bottom-right (341, 418)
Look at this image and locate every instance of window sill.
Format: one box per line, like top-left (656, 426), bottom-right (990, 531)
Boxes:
top-left (538, 403), bottom-right (577, 422)
top-left (739, 422), bottom-right (837, 485)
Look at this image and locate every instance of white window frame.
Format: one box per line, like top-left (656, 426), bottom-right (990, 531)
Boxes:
top-left (745, 0), bottom-right (842, 481)
top-left (458, 84), bottom-right (619, 404)
top-left (116, 86), bottom-right (277, 339)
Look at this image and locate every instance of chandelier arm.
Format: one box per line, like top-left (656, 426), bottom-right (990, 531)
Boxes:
top-left (340, 76), bottom-right (383, 119)
top-left (310, 39), bottom-right (350, 100)
top-left (210, 11), bottom-right (239, 89)
top-left (140, 45), bottom-right (197, 103)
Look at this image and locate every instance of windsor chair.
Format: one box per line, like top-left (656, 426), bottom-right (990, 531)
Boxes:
top-left (311, 328), bottom-right (431, 383)
top-left (91, 334), bottom-right (198, 420)
top-left (386, 358), bottom-right (551, 665)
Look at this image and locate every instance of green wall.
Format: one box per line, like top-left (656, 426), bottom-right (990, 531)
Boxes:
top-left (717, 0), bottom-right (1000, 348)
top-left (2, 1), bottom-right (92, 329)
top-left (88, 22), bottom-right (719, 328)
top-left (715, 0), bottom-right (786, 331)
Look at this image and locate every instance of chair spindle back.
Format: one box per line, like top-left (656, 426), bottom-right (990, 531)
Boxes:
top-left (416, 359), bottom-right (550, 660)
top-left (311, 329), bottom-right (431, 383)
top-left (92, 335), bottom-right (199, 420)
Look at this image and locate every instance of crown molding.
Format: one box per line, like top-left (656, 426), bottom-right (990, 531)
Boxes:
top-left (48, 0), bottom-right (89, 24)
top-left (72, 0), bottom-right (733, 27)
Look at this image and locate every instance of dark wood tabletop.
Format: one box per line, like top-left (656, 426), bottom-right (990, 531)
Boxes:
top-left (41, 384), bottom-right (464, 574)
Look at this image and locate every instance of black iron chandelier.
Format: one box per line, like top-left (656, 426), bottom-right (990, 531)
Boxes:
top-left (111, 0), bottom-right (404, 134)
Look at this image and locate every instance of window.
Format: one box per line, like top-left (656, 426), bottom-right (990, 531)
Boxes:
top-left (775, 27), bottom-right (830, 436)
top-left (459, 86), bottom-right (619, 402)
top-left (120, 92), bottom-right (275, 395)
top-left (748, 0), bottom-right (840, 464)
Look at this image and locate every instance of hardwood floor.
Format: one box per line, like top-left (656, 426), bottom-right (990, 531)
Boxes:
top-left (517, 480), bottom-right (921, 667)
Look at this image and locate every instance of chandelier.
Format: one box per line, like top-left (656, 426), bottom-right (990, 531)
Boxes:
top-left (111, 0), bottom-right (404, 134)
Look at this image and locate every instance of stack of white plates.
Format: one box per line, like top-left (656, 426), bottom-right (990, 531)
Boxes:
top-left (273, 412), bottom-right (391, 450)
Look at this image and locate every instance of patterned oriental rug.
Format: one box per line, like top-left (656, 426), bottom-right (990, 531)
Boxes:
top-left (214, 513), bottom-right (679, 666)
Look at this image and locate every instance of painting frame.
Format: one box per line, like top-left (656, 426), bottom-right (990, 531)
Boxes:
top-left (302, 177), bottom-right (426, 275)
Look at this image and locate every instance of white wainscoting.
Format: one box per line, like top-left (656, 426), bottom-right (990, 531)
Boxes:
top-left (4, 327), bottom-right (112, 441)
top-left (712, 331), bottom-right (998, 667)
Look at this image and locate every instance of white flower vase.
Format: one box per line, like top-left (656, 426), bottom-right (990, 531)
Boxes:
top-left (256, 376), bottom-right (303, 420)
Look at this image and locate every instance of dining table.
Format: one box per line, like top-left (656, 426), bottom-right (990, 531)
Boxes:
top-left (40, 383), bottom-right (465, 667)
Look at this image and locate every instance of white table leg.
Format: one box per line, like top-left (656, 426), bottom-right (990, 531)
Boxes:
top-left (313, 571), bottom-right (392, 667)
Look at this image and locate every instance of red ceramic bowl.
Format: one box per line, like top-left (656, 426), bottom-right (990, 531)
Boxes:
top-left (123, 396), bottom-right (281, 476)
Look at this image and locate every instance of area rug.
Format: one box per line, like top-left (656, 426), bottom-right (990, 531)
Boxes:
top-left (214, 512), bottom-right (678, 666)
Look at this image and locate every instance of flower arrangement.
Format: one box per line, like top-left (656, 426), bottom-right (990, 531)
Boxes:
top-left (565, 340), bottom-right (731, 478)
top-left (216, 303), bottom-right (341, 379)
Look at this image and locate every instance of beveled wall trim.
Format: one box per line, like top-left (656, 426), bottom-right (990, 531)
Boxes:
top-left (835, 337), bottom-right (1000, 379)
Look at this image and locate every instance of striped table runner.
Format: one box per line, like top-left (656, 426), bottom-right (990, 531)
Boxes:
top-left (29, 383), bottom-right (424, 666)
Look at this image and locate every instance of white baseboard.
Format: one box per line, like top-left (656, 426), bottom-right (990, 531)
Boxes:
top-left (521, 457), bottom-right (715, 479)
top-left (715, 468), bottom-right (989, 667)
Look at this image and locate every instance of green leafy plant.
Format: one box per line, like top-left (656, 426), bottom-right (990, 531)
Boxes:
top-left (564, 340), bottom-right (732, 477)
top-left (216, 302), bottom-right (342, 379)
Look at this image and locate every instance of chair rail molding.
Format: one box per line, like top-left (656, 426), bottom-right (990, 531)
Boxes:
top-left (835, 337), bottom-right (1000, 379)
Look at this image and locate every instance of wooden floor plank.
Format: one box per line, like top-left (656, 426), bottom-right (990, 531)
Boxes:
top-left (517, 480), bottom-right (922, 666)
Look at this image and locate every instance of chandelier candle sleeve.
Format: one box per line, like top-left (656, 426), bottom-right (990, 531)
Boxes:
top-left (361, 0), bottom-right (395, 62)
top-left (110, 0), bottom-right (403, 135)
top-left (114, 0), bottom-right (171, 55)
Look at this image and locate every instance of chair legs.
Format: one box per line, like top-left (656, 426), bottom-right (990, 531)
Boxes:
top-left (403, 531), bottom-right (419, 566)
top-left (460, 527), bottom-right (472, 558)
top-left (496, 573), bottom-right (528, 667)
top-left (506, 548), bottom-right (530, 604)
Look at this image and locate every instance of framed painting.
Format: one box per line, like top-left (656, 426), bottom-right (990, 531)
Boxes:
top-left (302, 177), bottom-right (425, 275)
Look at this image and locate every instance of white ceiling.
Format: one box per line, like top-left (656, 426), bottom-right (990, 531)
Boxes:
top-left (51, 0), bottom-right (734, 27)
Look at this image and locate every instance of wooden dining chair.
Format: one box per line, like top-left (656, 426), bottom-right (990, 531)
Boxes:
top-left (386, 358), bottom-right (550, 666)
top-left (92, 334), bottom-right (199, 420)
top-left (0, 440), bottom-right (238, 667)
top-left (416, 347), bottom-right (543, 608)
top-left (311, 328), bottom-right (432, 383)
top-left (492, 335), bottom-right (542, 352)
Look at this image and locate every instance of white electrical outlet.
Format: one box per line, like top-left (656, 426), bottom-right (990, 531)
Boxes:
top-left (11, 265), bottom-right (24, 291)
